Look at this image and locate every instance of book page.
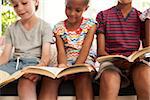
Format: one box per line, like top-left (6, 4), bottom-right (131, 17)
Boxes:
top-left (71, 64), bottom-right (95, 71)
top-left (129, 47), bottom-right (150, 61)
top-left (35, 67), bottom-right (65, 76)
top-left (9, 70), bottom-right (23, 80)
top-left (57, 64), bottom-right (95, 78)
top-left (96, 55), bottom-right (129, 62)
top-left (23, 65), bottom-right (95, 79)
top-left (0, 70), bottom-right (22, 87)
top-left (0, 70), bottom-right (10, 82)
top-left (23, 66), bottom-right (65, 78)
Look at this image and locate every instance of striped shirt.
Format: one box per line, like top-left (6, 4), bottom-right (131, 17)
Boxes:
top-left (96, 6), bottom-right (144, 56)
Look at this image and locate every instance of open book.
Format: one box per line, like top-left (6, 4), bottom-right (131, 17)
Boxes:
top-left (0, 64), bottom-right (95, 87)
top-left (96, 47), bottom-right (150, 65)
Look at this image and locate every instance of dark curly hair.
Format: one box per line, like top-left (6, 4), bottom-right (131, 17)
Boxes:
top-left (65, 0), bottom-right (90, 6)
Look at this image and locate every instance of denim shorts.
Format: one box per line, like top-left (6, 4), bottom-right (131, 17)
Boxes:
top-left (0, 57), bottom-right (39, 75)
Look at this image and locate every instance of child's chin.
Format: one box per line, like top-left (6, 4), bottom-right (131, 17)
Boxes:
top-left (119, 0), bottom-right (132, 4)
top-left (68, 20), bottom-right (76, 24)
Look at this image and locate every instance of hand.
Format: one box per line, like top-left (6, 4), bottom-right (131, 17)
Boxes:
top-left (23, 74), bottom-right (41, 82)
top-left (58, 64), bottom-right (68, 68)
top-left (58, 64), bottom-right (72, 80)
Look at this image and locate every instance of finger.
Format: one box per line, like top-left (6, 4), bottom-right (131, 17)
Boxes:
top-left (58, 65), bottom-right (66, 68)
top-left (31, 74), bottom-right (40, 81)
top-left (23, 73), bottom-right (32, 78)
top-left (32, 76), bottom-right (39, 82)
top-left (32, 75), bottom-right (40, 82)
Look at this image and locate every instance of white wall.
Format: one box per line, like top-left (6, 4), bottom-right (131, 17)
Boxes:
top-left (0, 18), bottom-right (1, 36)
top-left (37, 0), bottom-right (150, 28)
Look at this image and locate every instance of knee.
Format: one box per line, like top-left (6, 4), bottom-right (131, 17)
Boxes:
top-left (132, 65), bottom-right (150, 94)
top-left (18, 78), bottom-right (36, 88)
top-left (101, 70), bottom-right (120, 83)
top-left (132, 64), bottom-right (150, 80)
top-left (100, 70), bottom-right (121, 89)
top-left (77, 73), bottom-right (91, 82)
top-left (73, 73), bottom-right (92, 87)
top-left (42, 77), bottom-right (61, 87)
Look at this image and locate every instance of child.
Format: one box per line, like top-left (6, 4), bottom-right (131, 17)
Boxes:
top-left (96, 0), bottom-right (150, 100)
top-left (39, 0), bottom-right (97, 100)
top-left (0, 0), bottom-right (53, 99)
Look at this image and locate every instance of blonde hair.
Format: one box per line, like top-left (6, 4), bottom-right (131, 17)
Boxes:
top-left (10, 0), bottom-right (39, 11)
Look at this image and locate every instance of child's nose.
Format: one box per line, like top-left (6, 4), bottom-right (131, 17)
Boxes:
top-left (70, 11), bottom-right (75, 16)
top-left (17, 4), bottom-right (24, 11)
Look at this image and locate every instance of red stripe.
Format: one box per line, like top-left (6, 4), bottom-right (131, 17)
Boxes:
top-left (106, 27), bottom-right (140, 31)
top-left (106, 40), bottom-right (139, 42)
top-left (106, 34), bottom-right (140, 37)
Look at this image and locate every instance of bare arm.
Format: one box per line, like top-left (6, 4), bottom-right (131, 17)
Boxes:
top-left (0, 44), bottom-right (12, 65)
top-left (24, 42), bottom-right (51, 82)
top-left (145, 19), bottom-right (150, 47)
top-left (97, 33), bottom-right (109, 57)
top-left (55, 35), bottom-right (68, 65)
top-left (75, 24), bottom-right (96, 64)
top-left (37, 42), bottom-right (51, 66)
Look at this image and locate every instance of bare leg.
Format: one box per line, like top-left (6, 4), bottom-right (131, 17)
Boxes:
top-left (99, 70), bottom-right (121, 100)
top-left (132, 63), bottom-right (150, 100)
top-left (18, 78), bottom-right (37, 100)
top-left (74, 73), bottom-right (93, 100)
top-left (38, 77), bottom-right (61, 100)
